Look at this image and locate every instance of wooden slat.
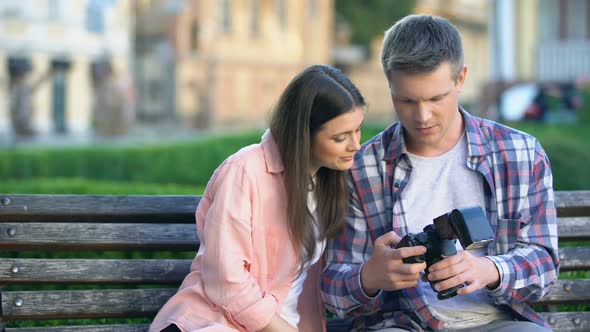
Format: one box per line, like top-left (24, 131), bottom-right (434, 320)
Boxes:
top-left (0, 219), bottom-right (584, 250)
top-left (0, 194), bottom-right (200, 223)
top-left (0, 259), bottom-right (191, 284)
top-left (4, 324), bottom-right (149, 332)
top-left (556, 191), bottom-right (590, 217)
top-left (539, 311), bottom-right (590, 332)
top-left (0, 191), bottom-right (586, 219)
top-left (0, 223), bottom-right (199, 250)
top-left (1, 288), bottom-right (175, 320)
top-left (3, 316), bottom-right (588, 332)
top-left (534, 279), bottom-right (590, 305)
top-left (559, 247), bottom-right (590, 271)
top-left (2, 282), bottom-right (587, 320)
top-left (557, 217), bottom-right (590, 240)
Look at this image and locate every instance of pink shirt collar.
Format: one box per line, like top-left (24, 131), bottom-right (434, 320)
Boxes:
top-left (261, 129), bottom-right (284, 174)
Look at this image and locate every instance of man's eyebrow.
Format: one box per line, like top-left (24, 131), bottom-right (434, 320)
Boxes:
top-left (429, 90), bottom-right (451, 99)
top-left (395, 89), bottom-right (451, 102)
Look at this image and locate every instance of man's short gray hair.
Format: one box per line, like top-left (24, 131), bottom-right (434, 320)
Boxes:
top-left (381, 14), bottom-right (464, 82)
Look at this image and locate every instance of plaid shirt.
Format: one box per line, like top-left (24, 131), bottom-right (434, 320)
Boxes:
top-left (321, 109), bottom-right (559, 331)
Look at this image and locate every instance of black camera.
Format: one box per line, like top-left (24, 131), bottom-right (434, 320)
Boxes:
top-left (395, 206), bottom-right (494, 300)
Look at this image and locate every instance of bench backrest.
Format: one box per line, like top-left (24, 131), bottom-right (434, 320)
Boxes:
top-left (1, 191), bottom-right (589, 332)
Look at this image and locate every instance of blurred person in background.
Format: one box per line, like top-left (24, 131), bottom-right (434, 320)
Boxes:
top-left (321, 14), bottom-right (558, 332)
top-left (149, 64), bottom-right (366, 332)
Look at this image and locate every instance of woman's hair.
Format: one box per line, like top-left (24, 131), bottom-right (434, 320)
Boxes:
top-left (269, 64), bottom-right (365, 272)
top-left (381, 14), bottom-right (464, 82)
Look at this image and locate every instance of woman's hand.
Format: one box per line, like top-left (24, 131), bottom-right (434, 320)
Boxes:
top-left (258, 313), bottom-right (298, 332)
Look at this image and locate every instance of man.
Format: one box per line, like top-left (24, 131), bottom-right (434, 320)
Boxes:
top-left (321, 14), bottom-right (559, 332)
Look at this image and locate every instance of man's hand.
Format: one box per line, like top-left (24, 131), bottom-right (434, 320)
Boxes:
top-left (360, 231), bottom-right (427, 296)
top-left (426, 250), bottom-right (500, 295)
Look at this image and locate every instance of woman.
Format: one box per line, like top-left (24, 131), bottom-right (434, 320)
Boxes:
top-left (149, 64), bottom-right (365, 332)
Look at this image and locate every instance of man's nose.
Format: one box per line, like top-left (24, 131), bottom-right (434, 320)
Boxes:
top-left (416, 103), bottom-right (432, 123)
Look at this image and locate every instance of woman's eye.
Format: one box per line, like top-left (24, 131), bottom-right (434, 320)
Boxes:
top-left (333, 137), bottom-right (345, 143)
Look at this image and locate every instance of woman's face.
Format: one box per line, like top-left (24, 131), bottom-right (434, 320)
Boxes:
top-left (310, 106), bottom-right (364, 175)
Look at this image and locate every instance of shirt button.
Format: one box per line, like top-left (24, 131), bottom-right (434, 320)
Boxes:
top-left (394, 182), bottom-right (401, 188)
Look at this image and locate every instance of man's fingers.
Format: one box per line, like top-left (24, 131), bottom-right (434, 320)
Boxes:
top-left (429, 250), bottom-right (466, 272)
top-left (375, 231), bottom-right (402, 247)
top-left (396, 245), bottom-right (427, 259)
top-left (456, 282), bottom-right (479, 295)
top-left (385, 257), bottom-right (427, 275)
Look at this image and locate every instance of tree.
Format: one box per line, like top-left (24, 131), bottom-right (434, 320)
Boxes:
top-left (335, 0), bottom-right (415, 52)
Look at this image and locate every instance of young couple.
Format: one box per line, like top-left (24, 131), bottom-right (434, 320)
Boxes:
top-left (150, 15), bottom-right (558, 332)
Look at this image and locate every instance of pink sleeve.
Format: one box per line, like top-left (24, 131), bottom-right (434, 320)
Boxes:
top-left (199, 160), bottom-right (277, 331)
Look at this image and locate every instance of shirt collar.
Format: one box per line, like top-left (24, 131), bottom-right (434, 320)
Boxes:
top-left (261, 129), bottom-right (284, 173)
top-left (462, 107), bottom-right (490, 158)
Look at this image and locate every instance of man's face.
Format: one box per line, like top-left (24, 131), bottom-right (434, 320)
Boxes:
top-left (388, 62), bottom-right (467, 157)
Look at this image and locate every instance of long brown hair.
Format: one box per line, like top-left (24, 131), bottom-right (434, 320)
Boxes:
top-left (269, 64), bottom-right (365, 271)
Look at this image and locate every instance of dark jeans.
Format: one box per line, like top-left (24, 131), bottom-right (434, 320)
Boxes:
top-left (327, 317), bottom-right (354, 332)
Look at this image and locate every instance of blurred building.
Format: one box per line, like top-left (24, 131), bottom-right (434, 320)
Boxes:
top-left (483, 0), bottom-right (590, 119)
top-left (134, 0), bottom-right (333, 129)
top-left (496, 0), bottom-right (590, 82)
top-left (0, 0), bottom-right (133, 142)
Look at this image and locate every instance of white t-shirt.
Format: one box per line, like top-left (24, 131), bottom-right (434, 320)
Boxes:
top-left (403, 132), bottom-right (511, 329)
top-left (279, 191), bottom-right (326, 328)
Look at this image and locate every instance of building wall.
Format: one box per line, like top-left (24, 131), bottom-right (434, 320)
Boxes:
top-left (515, 0), bottom-right (538, 81)
top-left (163, 0), bottom-right (333, 129)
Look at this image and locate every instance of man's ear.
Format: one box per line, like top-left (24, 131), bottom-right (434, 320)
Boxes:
top-left (456, 65), bottom-right (468, 92)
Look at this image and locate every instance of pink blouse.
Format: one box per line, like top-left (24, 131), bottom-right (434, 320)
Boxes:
top-left (149, 131), bottom-right (326, 332)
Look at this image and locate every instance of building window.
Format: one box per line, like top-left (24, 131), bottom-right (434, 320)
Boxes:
top-left (221, 0), bottom-right (232, 34)
top-left (275, 0), bottom-right (286, 30)
top-left (85, 0), bottom-right (105, 34)
top-left (565, 0), bottom-right (587, 40)
top-left (190, 20), bottom-right (199, 51)
top-left (48, 0), bottom-right (62, 21)
top-left (308, 0), bottom-right (318, 19)
top-left (251, 0), bottom-right (260, 38)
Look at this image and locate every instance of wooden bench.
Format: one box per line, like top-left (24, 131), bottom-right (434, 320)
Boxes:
top-left (0, 191), bottom-right (589, 332)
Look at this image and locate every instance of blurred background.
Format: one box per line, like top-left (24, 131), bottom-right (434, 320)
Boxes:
top-left (0, 0), bottom-right (589, 194)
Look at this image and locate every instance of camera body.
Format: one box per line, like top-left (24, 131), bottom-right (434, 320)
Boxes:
top-left (396, 206), bottom-right (494, 300)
